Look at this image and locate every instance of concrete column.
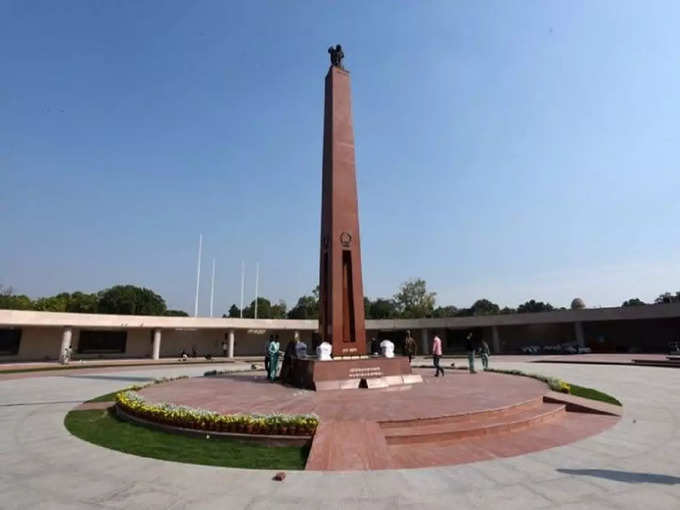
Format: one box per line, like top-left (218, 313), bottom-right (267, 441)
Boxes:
top-left (228, 330), bottom-right (235, 358)
top-left (420, 328), bottom-right (429, 355)
top-left (152, 329), bottom-right (161, 360)
top-left (59, 327), bottom-right (72, 363)
top-left (492, 326), bottom-right (501, 354)
top-left (574, 321), bottom-right (585, 348)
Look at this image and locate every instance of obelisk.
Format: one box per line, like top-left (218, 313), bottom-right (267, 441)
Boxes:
top-left (319, 45), bottom-right (367, 357)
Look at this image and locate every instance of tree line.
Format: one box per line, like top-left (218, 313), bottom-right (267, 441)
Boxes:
top-left (0, 284), bottom-right (186, 316)
top-left (2, 281), bottom-right (678, 319)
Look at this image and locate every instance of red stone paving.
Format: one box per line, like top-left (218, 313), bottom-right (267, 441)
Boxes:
top-left (138, 369), bottom-right (549, 422)
top-left (387, 413), bottom-right (619, 469)
top-left (136, 370), bottom-right (620, 470)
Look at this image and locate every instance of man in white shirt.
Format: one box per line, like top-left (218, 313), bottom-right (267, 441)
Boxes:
top-left (317, 341), bottom-right (332, 361)
top-left (380, 339), bottom-right (395, 358)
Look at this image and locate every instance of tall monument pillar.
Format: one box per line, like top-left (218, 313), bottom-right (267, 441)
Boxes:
top-left (319, 54), bottom-right (367, 357)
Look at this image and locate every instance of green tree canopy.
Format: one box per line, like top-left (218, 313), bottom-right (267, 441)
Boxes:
top-left (432, 305), bottom-right (458, 318)
top-left (270, 300), bottom-right (287, 319)
top-left (66, 291), bottom-right (99, 313)
top-left (393, 278), bottom-right (436, 318)
top-left (622, 298), bottom-right (646, 307)
top-left (164, 309), bottom-right (189, 316)
top-left (0, 285), bottom-right (33, 310)
top-left (655, 292), bottom-right (680, 304)
top-left (97, 285), bottom-right (167, 315)
top-left (517, 300), bottom-right (554, 314)
top-left (469, 298), bottom-right (500, 316)
top-left (227, 304), bottom-right (241, 318)
top-left (287, 293), bottom-right (319, 319)
top-left (365, 298), bottom-right (398, 319)
top-left (242, 297), bottom-right (272, 318)
top-left (34, 293), bottom-right (70, 312)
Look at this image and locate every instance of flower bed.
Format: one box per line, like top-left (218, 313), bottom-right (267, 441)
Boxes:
top-left (485, 368), bottom-right (571, 393)
top-left (115, 390), bottom-right (319, 436)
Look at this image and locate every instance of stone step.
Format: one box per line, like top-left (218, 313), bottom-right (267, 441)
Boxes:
top-left (305, 420), bottom-right (393, 471)
top-left (379, 396), bottom-right (544, 429)
top-left (382, 403), bottom-right (566, 445)
top-left (387, 411), bottom-right (618, 469)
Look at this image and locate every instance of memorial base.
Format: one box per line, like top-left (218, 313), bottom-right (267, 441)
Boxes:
top-left (282, 356), bottom-right (421, 391)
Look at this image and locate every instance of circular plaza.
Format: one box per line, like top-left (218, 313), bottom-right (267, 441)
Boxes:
top-left (4, 356), bottom-right (677, 509)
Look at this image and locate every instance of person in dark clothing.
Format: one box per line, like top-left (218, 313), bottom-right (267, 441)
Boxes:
top-left (279, 340), bottom-right (297, 384)
top-left (404, 330), bottom-right (417, 363)
top-left (370, 337), bottom-right (381, 355)
top-left (464, 332), bottom-right (477, 373)
top-left (264, 335), bottom-right (273, 373)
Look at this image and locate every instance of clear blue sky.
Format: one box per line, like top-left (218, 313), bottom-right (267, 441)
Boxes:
top-left (2, 1), bottom-right (679, 314)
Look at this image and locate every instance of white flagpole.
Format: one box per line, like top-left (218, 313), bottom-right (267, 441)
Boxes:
top-left (254, 262), bottom-right (260, 319)
top-left (193, 234), bottom-right (202, 317)
top-left (209, 258), bottom-right (216, 317)
top-left (239, 260), bottom-right (245, 318)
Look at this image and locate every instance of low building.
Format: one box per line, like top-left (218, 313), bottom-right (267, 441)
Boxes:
top-left (1, 303), bottom-right (679, 361)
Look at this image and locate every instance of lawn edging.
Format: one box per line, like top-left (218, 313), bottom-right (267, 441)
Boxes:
top-left (485, 368), bottom-right (622, 406)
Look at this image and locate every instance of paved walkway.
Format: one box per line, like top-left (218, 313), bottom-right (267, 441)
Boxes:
top-left (1, 361), bottom-right (679, 509)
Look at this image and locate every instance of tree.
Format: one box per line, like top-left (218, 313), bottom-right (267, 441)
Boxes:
top-left (164, 309), bottom-right (189, 316)
top-left (227, 304), bottom-right (241, 318)
top-left (287, 291), bottom-right (319, 319)
top-left (393, 278), bottom-right (436, 318)
top-left (97, 285), bottom-right (167, 315)
top-left (270, 300), bottom-right (287, 319)
top-left (469, 299), bottom-right (500, 316)
top-left (0, 285), bottom-right (33, 310)
top-left (500, 306), bottom-right (516, 315)
top-left (243, 297), bottom-right (272, 319)
top-left (655, 292), bottom-right (680, 304)
top-left (34, 293), bottom-right (70, 312)
top-left (365, 298), bottom-right (398, 319)
top-left (622, 298), bottom-right (646, 307)
top-left (432, 305), bottom-right (458, 318)
top-left (517, 300), bottom-right (554, 314)
top-left (66, 291), bottom-right (99, 313)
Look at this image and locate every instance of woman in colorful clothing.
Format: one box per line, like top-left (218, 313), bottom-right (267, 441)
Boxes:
top-left (268, 336), bottom-right (281, 381)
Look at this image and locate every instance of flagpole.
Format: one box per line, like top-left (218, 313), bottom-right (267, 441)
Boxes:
top-left (193, 234), bottom-right (202, 317)
top-left (209, 258), bottom-right (216, 317)
top-left (239, 260), bottom-right (245, 318)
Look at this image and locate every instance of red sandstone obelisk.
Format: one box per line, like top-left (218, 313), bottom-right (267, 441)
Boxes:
top-left (319, 48), bottom-right (367, 357)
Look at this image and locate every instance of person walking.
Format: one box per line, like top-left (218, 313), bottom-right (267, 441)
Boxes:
top-left (480, 339), bottom-right (490, 370)
top-left (267, 336), bottom-right (280, 381)
top-left (221, 339), bottom-right (228, 357)
top-left (432, 334), bottom-right (444, 377)
top-left (465, 332), bottom-right (477, 373)
top-left (404, 330), bottom-right (417, 363)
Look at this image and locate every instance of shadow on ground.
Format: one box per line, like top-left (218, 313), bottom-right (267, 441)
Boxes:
top-left (558, 468), bottom-right (680, 485)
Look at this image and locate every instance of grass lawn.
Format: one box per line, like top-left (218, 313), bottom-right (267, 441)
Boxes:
top-left (85, 390), bottom-right (124, 403)
top-left (567, 383), bottom-right (622, 406)
top-left (64, 409), bottom-right (309, 470)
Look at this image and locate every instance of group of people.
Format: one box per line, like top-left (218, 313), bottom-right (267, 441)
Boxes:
top-left (369, 330), bottom-right (418, 361)
top-left (264, 333), bottom-right (334, 382)
top-left (432, 331), bottom-right (490, 377)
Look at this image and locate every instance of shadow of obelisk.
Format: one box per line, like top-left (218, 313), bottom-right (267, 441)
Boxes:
top-left (318, 53), bottom-right (367, 357)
